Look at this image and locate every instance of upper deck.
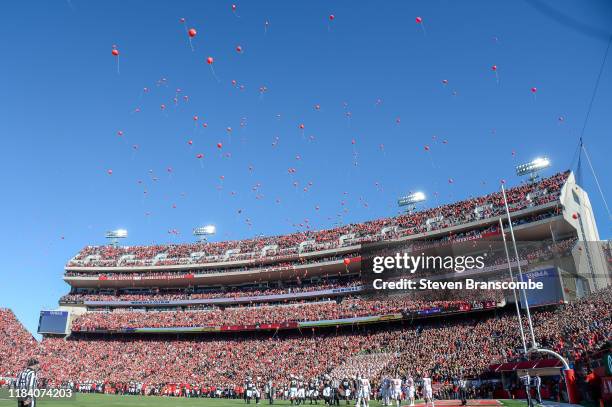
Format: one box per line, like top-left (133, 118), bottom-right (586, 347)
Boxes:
top-left (65, 172), bottom-right (570, 277)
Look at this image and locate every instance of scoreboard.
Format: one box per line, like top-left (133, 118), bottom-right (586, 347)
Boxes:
top-left (521, 267), bottom-right (563, 308)
top-left (38, 310), bottom-right (69, 334)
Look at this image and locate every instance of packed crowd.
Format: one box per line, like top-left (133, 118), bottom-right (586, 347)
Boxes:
top-left (67, 172), bottom-right (568, 268)
top-left (69, 296), bottom-right (503, 331)
top-left (389, 286), bottom-right (611, 382)
top-left (523, 287), bottom-right (611, 364)
top-left (60, 235), bottom-right (577, 310)
top-left (0, 309), bottom-right (39, 378)
top-left (480, 237), bottom-right (576, 270)
top-left (60, 277), bottom-right (362, 304)
top-left (39, 331), bottom-right (386, 390)
top-left (1, 284), bottom-right (609, 400)
top-left (63, 253), bottom-right (359, 278)
top-left (524, 237), bottom-right (577, 263)
top-left (330, 353), bottom-right (398, 381)
top-left (19, 285), bottom-right (610, 392)
top-left (62, 208), bottom-right (564, 282)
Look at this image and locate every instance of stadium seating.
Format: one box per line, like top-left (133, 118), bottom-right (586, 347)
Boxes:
top-left (0, 309), bottom-right (40, 377)
top-left (60, 277), bottom-right (362, 304)
top-left (66, 172), bottom-right (569, 268)
top-left (5, 170), bottom-right (606, 403)
top-left (32, 286), bottom-right (611, 396)
top-left (69, 296), bottom-right (505, 331)
top-left (60, 236), bottom-right (576, 308)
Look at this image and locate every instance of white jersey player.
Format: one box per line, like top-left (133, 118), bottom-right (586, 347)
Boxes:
top-left (405, 375), bottom-right (415, 407)
top-left (422, 375), bottom-right (434, 407)
top-left (390, 377), bottom-right (403, 407)
top-left (355, 376), bottom-right (371, 407)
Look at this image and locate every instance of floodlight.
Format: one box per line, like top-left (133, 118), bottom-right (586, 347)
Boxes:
top-left (398, 192), bottom-right (426, 207)
top-left (105, 229), bottom-right (128, 246)
top-left (193, 225), bottom-right (216, 242)
top-left (398, 191), bottom-right (426, 214)
top-left (516, 157), bottom-right (551, 182)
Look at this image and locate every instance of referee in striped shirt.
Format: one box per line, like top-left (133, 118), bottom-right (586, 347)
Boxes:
top-left (15, 358), bottom-right (39, 407)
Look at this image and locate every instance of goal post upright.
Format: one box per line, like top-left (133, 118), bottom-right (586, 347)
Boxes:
top-left (501, 182), bottom-right (579, 405)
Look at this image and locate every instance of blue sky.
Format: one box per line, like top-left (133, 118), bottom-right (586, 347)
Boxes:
top-left (0, 0), bottom-right (610, 336)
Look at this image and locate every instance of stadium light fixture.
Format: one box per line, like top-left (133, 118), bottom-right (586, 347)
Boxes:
top-left (516, 157), bottom-right (551, 183)
top-left (105, 229), bottom-right (128, 247)
top-left (193, 225), bottom-right (216, 242)
top-left (398, 191), bottom-right (426, 214)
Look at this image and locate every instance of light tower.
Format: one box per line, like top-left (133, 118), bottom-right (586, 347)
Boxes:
top-left (397, 191), bottom-right (426, 214)
top-left (516, 157), bottom-right (551, 183)
top-left (193, 225), bottom-right (216, 242)
top-left (105, 229), bottom-right (127, 247)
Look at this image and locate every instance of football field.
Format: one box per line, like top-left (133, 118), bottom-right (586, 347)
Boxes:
top-left (0, 391), bottom-right (529, 407)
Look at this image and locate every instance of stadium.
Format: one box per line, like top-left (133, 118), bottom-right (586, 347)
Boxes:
top-left (1, 169), bottom-right (610, 406)
top-left (1, 2), bottom-right (611, 407)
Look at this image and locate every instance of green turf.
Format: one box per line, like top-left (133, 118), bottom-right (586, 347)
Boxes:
top-left (0, 391), bottom-right (541, 407)
top-left (0, 390), bottom-right (262, 407)
top-left (499, 401), bottom-right (529, 407)
top-left (2, 392), bottom-right (388, 407)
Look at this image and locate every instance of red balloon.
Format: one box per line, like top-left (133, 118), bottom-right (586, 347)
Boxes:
top-left (415, 16), bottom-right (423, 23)
top-left (424, 145), bottom-right (430, 151)
top-left (329, 14), bottom-right (335, 21)
top-left (193, 115), bottom-right (198, 121)
top-left (188, 140), bottom-right (193, 145)
top-left (217, 142), bottom-right (223, 149)
top-left (111, 49), bottom-right (119, 56)
top-left (206, 56), bottom-right (214, 65)
top-left (236, 45), bottom-right (243, 53)
top-left (188, 28), bottom-right (197, 38)
top-left (196, 153), bottom-right (203, 159)
top-left (299, 124), bottom-right (305, 129)
top-left (231, 4), bottom-right (237, 11)
top-left (491, 65), bottom-right (497, 71)
top-left (343, 258), bottom-right (351, 265)
top-left (531, 87), bottom-right (537, 93)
